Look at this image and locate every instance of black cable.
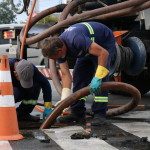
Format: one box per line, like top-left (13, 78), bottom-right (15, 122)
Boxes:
top-left (118, 45), bottom-right (133, 71)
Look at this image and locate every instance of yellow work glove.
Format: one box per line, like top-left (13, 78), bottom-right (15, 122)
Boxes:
top-left (43, 102), bottom-right (52, 120)
top-left (90, 65), bottom-right (109, 95)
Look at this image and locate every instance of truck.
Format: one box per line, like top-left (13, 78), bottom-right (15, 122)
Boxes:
top-left (10, 0), bottom-right (150, 95)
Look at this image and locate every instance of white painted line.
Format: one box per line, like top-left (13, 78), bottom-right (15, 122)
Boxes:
top-left (0, 141), bottom-right (13, 150)
top-left (0, 95), bottom-right (15, 107)
top-left (114, 122), bottom-right (150, 141)
top-left (0, 71), bottom-right (12, 82)
top-left (44, 126), bottom-right (118, 150)
top-left (118, 111), bottom-right (150, 119)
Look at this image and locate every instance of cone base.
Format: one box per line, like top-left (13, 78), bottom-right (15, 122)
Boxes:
top-left (0, 133), bottom-right (24, 141)
top-left (0, 107), bottom-right (24, 141)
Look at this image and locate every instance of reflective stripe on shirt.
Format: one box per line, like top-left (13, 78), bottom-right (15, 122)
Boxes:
top-left (80, 22), bottom-right (95, 56)
top-left (81, 22), bottom-right (94, 35)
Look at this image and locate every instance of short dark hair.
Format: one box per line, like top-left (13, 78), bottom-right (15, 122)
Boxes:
top-left (41, 37), bottom-right (63, 57)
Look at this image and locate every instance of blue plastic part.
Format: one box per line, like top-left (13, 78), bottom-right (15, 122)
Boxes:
top-left (43, 108), bottom-right (52, 120)
top-left (90, 77), bottom-right (102, 95)
top-left (124, 37), bottom-right (146, 76)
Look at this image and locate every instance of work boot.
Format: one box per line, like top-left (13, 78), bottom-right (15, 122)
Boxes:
top-left (63, 106), bottom-right (71, 113)
top-left (57, 113), bottom-right (86, 124)
top-left (91, 114), bottom-right (106, 126)
top-left (17, 114), bottom-right (40, 122)
top-left (86, 109), bottom-right (94, 117)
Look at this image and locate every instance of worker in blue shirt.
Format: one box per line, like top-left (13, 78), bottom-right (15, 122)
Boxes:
top-left (41, 22), bottom-right (116, 125)
top-left (9, 58), bottom-right (52, 121)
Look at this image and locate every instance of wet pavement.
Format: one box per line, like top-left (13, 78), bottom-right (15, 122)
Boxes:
top-left (9, 129), bottom-right (62, 150)
top-left (8, 105), bottom-right (150, 150)
top-left (1, 80), bottom-right (150, 150)
top-left (8, 113), bottom-right (150, 150)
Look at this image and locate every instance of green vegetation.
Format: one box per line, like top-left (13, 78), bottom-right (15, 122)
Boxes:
top-left (0, 0), bottom-right (17, 24)
top-left (37, 15), bottom-right (58, 24)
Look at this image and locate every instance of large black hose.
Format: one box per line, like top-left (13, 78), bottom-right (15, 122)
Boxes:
top-left (20, 0), bottom-right (148, 45)
top-left (40, 82), bottom-right (141, 129)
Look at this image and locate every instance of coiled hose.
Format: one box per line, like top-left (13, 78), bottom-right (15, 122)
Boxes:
top-left (40, 81), bottom-right (141, 129)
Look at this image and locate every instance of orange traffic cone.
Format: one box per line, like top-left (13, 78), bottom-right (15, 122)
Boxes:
top-left (0, 55), bottom-right (24, 140)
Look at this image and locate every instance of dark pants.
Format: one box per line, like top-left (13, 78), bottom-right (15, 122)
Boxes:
top-left (14, 82), bottom-right (41, 116)
top-left (71, 55), bottom-right (110, 117)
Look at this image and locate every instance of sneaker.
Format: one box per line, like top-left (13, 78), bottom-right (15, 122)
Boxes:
top-left (18, 114), bottom-right (40, 122)
top-left (57, 113), bottom-right (86, 124)
top-left (91, 114), bottom-right (106, 126)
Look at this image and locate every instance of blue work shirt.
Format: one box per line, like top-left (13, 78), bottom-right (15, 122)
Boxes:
top-left (57, 22), bottom-right (115, 63)
top-left (9, 58), bottom-right (52, 102)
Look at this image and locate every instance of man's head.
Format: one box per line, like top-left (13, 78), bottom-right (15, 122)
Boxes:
top-left (41, 37), bottom-right (67, 60)
top-left (14, 59), bottom-right (34, 88)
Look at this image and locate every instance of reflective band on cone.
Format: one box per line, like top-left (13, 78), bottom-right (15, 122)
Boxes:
top-left (0, 55), bottom-right (24, 140)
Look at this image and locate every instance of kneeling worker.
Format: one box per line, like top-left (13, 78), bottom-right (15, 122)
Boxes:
top-left (9, 58), bottom-right (52, 121)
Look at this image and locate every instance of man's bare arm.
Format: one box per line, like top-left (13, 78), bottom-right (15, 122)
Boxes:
top-left (88, 42), bottom-right (109, 67)
top-left (59, 61), bottom-right (72, 89)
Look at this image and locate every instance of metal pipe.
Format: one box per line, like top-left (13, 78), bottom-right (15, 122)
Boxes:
top-left (40, 81), bottom-right (141, 129)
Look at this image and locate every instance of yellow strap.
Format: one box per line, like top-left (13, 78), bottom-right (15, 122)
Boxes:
top-left (95, 65), bottom-right (109, 79)
top-left (44, 102), bottom-right (52, 108)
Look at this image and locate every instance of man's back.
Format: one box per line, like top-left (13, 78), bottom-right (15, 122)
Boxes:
top-left (58, 22), bottom-right (115, 61)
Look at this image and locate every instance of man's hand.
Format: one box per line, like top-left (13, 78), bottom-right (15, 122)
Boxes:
top-left (90, 77), bottom-right (102, 95)
top-left (55, 88), bottom-right (71, 106)
top-left (43, 108), bottom-right (52, 120)
top-left (43, 102), bottom-right (52, 120)
top-left (90, 65), bottom-right (109, 95)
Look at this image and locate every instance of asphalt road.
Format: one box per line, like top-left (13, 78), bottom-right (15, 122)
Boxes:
top-left (13, 80), bottom-right (150, 150)
top-left (4, 80), bottom-right (150, 150)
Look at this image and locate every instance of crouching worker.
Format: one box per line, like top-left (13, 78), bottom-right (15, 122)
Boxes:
top-left (9, 58), bottom-right (52, 122)
top-left (41, 22), bottom-right (116, 125)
